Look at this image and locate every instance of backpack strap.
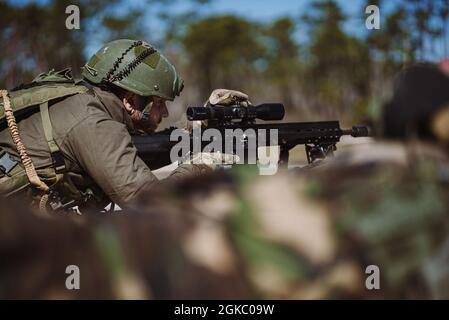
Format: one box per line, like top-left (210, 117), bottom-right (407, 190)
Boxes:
top-left (39, 101), bottom-right (66, 175)
top-left (0, 74), bottom-right (98, 211)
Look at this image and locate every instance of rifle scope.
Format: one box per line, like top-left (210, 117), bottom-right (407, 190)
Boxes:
top-left (186, 103), bottom-right (285, 122)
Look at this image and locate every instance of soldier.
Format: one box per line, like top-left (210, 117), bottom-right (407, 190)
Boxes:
top-left (0, 39), bottom-right (214, 212)
top-left (382, 62), bottom-right (449, 141)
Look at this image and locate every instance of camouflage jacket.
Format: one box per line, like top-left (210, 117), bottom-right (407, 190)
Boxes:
top-left (0, 85), bottom-right (189, 208)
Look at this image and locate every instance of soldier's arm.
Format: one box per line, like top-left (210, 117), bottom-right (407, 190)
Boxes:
top-left (65, 114), bottom-right (159, 207)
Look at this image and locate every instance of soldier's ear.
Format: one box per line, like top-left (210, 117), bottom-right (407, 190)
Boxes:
top-left (123, 91), bottom-right (138, 106)
top-left (122, 96), bottom-right (134, 114)
top-left (124, 91), bottom-right (135, 101)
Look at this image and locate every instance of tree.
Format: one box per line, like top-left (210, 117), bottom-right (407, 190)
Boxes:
top-left (366, 1), bottom-right (414, 68)
top-left (437, 0), bottom-right (449, 57)
top-left (182, 15), bottom-right (265, 100)
top-left (1, 0), bottom-right (85, 88)
top-left (264, 17), bottom-right (301, 110)
top-left (301, 0), bottom-right (371, 120)
top-left (0, 0), bottom-right (151, 88)
top-left (405, 0), bottom-right (444, 60)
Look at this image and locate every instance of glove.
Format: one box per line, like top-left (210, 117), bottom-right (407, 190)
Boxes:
top-left (187, 152), bottom-right (239, 168)
top-left (167, 163), bottom-right (212, 182)
top-left (167, 152), bottom-right (240, 182)
top-left (205, 89), bottom-right (252, 107)
top-left (199, 89), bottom-right (252, 127)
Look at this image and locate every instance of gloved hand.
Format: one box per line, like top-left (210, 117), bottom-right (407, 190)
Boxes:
top-left (198, 89), bottom-right (252, 127)
top-left (167, 152), bottom-right (240, 181)
top-left (205, 89), bottom-right (252, 107)
top-left (187, 152), bottom-right (239, 169)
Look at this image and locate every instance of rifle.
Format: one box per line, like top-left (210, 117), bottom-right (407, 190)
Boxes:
top-left (132, 103), bottom-right (369, 170)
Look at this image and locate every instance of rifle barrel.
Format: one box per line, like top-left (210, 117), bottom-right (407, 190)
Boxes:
top-left (342, 126), bottom-right (370, 137)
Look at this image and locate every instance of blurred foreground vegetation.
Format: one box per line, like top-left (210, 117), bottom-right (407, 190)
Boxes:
top-left (1, 0), bottom-right (448, 123)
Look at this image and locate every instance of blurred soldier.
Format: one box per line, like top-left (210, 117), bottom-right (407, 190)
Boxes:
top-left (382, 62), bottom-right (449, 142)
top-left (0, 39), bottom-right (210, 211)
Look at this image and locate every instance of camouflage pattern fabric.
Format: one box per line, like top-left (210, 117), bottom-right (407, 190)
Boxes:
top-left (1, 139), bottom-right (449, 299)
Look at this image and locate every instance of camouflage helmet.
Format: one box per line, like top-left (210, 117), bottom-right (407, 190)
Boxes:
top-left (82, 39), bottom-right (184, 101)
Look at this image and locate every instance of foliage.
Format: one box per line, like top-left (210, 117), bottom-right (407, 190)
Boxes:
top-left (182, 15), bottom-right (265, 96)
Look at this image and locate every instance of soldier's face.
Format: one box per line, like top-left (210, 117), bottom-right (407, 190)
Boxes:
top-left (123, 94), bottom-right (169, 132)
top-left (147, 96), bottom-right (169, 131)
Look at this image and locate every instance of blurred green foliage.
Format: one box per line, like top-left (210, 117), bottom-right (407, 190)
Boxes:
top-left (1, 0), bottom-right (448, 123)
top-left (182, 15), bottom-right (265, 95)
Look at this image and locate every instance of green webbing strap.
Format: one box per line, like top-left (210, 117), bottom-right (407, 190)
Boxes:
top-left (39, 101), bottom-right (66, 174)
top-left (0, 84), bottom-right (89, 119)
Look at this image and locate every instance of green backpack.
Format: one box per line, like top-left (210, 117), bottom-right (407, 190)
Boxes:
top-left (0, 68), bottom-right (90, 174)
top-left (1, 68), bottom-right (89, 128)
top-left (0, 68), bottom-right (97, 209)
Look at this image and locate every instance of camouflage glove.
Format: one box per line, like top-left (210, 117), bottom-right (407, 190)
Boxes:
top-left (199, 89), bottom-right (252, 127)
top-left (205, 89), bottom-right (251, 107)
top-left (167, 152), bottom-right (239, 182)
top-left (187, 152), bottom-right (239, 169)
top-left (167, 163), bottom-right (212, 182)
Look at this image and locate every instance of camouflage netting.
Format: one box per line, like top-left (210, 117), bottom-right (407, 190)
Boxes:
top-left (1, 140), bottom-right (449, 299)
